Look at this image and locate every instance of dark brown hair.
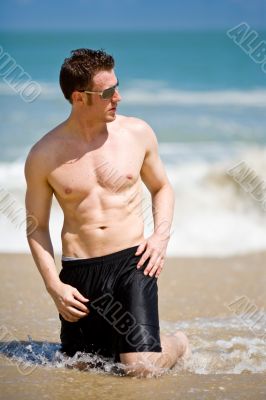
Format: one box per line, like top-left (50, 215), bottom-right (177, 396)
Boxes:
top-left (59, 48), bottom-right (115, 103)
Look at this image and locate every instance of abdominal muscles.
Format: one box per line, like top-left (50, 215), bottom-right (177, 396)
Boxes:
top-left (61, 210), bottom-right (145, 258)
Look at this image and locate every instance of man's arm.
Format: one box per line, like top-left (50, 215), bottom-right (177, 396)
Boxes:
top-left (24, 145), bottom-right (89, 322)
top-left (134, 119), bottom-right (175, 277)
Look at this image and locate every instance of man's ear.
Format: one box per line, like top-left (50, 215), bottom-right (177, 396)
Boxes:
top-left (71, 90), bottom-right (85, 105)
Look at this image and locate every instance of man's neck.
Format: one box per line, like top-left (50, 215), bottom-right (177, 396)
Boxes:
top-left (66, 110), bottom-right (108, 142)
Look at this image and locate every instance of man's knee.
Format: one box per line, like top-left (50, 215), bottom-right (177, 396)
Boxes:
top-left (161, 330), bottom-right (190, 360)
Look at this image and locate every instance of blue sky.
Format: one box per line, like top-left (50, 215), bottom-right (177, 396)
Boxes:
top-left (1, 0), bottom-right (265, 31)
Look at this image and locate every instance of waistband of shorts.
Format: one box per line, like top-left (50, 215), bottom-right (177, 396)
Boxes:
top-left (61, 244), bottom-right (140, 268)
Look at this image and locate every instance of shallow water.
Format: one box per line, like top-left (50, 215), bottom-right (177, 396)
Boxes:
top-left (1, 316), bottom-right (266, 378)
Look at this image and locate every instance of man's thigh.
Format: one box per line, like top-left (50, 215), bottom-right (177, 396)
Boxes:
top-left (114, 258), bottom-right (162, 356)
top-left (59, 311), bottom-right (116, 358)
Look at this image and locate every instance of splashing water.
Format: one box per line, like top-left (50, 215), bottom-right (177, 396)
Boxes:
top-left (1, 315), bottom-right (265, 376)
top-left (162, 316), bottom-right (266, 375)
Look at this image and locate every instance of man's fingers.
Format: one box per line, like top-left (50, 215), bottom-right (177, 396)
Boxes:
top-left (144, 256), bottom-right (161, 276)
top-left (61, 311), bottom-right (78, 322)
top-left (147, 261), bottom-right (160, 277)
top-left (61, 307), bottom-right (84, 322)
top-left (73, 289), bottom-right (89, 303)
top-left (68, 306), bottom-right (88, 319)
top-left (135, 241), bottom-right (147, 256)
top-left (137, 250), bottom-right (151, 268)
top-left (155, 260), bottom-right (164, 278)
top-left (71, 299), bottom-right (90, 313)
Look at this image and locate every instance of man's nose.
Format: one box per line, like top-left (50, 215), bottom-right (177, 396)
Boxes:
top-left (113, 88), bottom-right (121, 102)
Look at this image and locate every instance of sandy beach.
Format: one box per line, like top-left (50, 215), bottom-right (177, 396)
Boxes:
top-left (1, 3), bottom-right (266, 396)
top-left (1, 250), bottom-right (265, 399)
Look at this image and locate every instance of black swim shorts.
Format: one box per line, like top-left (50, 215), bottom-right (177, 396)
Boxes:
top-left (58, 245), bottom-right (162, 362)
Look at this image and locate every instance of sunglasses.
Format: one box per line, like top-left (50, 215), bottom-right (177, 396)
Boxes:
top-left (78, 80), bottom-right (119, 100)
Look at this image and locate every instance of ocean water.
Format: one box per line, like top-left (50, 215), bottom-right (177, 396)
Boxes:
top-left (1, 314), bottom-right (266, 376)
top-left (0, 31), bottom-right (266, 256)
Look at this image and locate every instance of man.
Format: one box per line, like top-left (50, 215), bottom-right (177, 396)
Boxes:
top-left (24, 48), bottom-right (190, 377)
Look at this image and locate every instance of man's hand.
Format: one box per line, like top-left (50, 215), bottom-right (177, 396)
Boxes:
top-left (135, 232), bottom-right (169, 278)
top-left (48, 282), bottom-right (90, 322)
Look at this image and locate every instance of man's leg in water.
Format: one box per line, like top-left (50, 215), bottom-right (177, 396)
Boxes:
top-left (120, 330), bottom-right (191, 377)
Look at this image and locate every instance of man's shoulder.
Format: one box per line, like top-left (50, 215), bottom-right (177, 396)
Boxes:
top-left (116, 114), bottom-right (158, 156)
top-left (25, 124), bottom-right (63, 172)
top-left (116, 114), bottom-right (155, 136)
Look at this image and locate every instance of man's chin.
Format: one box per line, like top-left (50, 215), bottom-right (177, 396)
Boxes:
top-left (106, 114), bottom-right (117, 123)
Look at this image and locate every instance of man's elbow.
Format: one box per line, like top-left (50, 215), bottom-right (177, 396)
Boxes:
top-left (26, 222), bottom-right (50, 240)
top-left (152, 182), bottom-right (175, 197)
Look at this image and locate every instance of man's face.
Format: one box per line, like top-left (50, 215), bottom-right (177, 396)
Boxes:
top-left (85, 69), bottom-right (121, 123)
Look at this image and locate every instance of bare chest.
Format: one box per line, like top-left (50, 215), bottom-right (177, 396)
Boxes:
top-left (48, 135), bottom-right (145, 200)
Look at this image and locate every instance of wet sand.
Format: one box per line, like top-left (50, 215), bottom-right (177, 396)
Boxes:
top-left (0, 251), bottom-right (266, 399)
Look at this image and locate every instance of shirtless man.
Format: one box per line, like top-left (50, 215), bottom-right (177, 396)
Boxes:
top-left (24, 48), bottom-right (190, 377)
